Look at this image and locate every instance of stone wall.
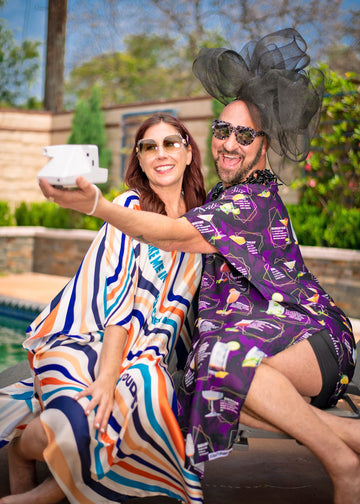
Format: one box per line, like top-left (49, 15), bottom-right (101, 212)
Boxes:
top-left (301, 246), bottom-right (360, 319)
top-left (0, 228), bottom-right (35, 273)
top-left (32, 228), bottom-right (96, 277)
top-left (0, 227), bottom-right (359, 319)
top-left (0, 227), bottom-right (95, 277)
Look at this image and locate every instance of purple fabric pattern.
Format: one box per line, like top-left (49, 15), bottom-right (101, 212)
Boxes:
top-left (177, 181), bottom-right (355, 474)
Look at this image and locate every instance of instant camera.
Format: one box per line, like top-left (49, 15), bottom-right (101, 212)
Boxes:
top-left (37, 144), bottom-right (108, 187)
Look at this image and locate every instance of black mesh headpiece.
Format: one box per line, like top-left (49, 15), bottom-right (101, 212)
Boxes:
top-left (193, 28), bottom-right (324, 165)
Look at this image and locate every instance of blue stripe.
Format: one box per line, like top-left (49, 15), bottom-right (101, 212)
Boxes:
top-left (130, 363), bottom-right (199, 484)
top-left (91, 232), bottom-right (106, 328)
top-left (46, 396), bottom-right (130, 501)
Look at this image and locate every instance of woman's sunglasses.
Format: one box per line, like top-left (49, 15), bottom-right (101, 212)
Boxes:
top-left (136, 134), bottom-right (188, 157)
top-left (212, 119), bottom-right (266, 146)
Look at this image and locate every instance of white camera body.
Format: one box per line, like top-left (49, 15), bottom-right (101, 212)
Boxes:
top-left (37, 144), bottom-right (108, 187)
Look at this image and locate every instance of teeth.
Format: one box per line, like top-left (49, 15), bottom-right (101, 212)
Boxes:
top-left (156, 165), bottom-right (173, 172)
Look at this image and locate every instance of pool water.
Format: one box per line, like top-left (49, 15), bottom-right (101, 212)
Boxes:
top-left (0, 314), bottom-right (29, 373)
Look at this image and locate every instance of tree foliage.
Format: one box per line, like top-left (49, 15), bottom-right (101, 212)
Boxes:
top-left (293, 65), bottom-right (360, 209)
top-left (64, 0), bottom-right (360, 108)
top-left (64, 30), bottom-right (226, 108)
top-left (0, 3), bottom-right (41, 108)
top-left (285, 65), bottom-right (360, 249)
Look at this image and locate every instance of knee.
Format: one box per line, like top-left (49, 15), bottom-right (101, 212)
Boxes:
top-left (19, 418), bottom-right (47, 461)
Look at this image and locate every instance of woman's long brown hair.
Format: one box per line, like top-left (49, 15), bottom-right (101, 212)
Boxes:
top-left (124, 112), bottom-right (206, 214)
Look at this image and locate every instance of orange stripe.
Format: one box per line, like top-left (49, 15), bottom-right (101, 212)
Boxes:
top-left (36, 349), bottom-right (91, 385)
top-left (114, 360), bottom-right (185, 483)
top-left (156, 365), bottom-right (186, 457)
top-left (106, 229), bottom-right (133, 302)
top-left (182, 253), bottom-right (199, 295)
top-left (106, 204), bottom-right (141, 303)
top-left (42, 422), bottom-right (95, 504)
top-left (116, 459), bottom-right (186, 496)
top-left (114, 388), bottom-right (130, 421)
top-left (40, 377), bottom-right (69, 387)
top-left (28, 302), bottom-right (61, 340)
top-left (115, 431), bottom-right (183, 490)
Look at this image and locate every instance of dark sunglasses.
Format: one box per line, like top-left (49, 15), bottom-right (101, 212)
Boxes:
top-left (212, 119), bottom-right (266, 146)
top-left (136, 134), bottom-right (188, 157)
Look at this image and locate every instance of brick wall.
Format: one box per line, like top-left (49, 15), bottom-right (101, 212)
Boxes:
top-left (0, 96), bottom-right (213, 206)
top-left (0, 227), bottom-right (359, 319)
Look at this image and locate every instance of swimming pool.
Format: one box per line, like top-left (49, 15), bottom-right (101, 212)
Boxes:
top-left (0, 314), bottom-right (29, 372)
top-left (0, 299), bottom-right (43, 373)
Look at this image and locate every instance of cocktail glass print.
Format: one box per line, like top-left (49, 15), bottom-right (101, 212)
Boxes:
top-left (216, 288), bottom-right (240, 315)
top-left (266, 292), bottom-right (285, 317)
top-left (185, 433), bottom-right (195, 460)
top-left (208, 341), bottom-right (230, 374)
top-left (216, 261), bottom-right (230, 284)
top-left (202, 390), bottom-right (224, 417)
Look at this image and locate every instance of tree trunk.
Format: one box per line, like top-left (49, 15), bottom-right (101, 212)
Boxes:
top-left (44, 0), bottom-right (67, 112)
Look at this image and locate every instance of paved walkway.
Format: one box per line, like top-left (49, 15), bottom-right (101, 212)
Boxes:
top-left (0, 272), bottom-right (71, 306)
top-left (0, 272), bottom-right (357, 503)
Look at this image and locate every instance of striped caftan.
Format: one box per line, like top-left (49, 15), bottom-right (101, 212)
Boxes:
top-left (0, 190), bottom-right (203, 504)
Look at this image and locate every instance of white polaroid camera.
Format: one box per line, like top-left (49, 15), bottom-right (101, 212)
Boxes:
top-left (37, 144), bottom-right (108, 187)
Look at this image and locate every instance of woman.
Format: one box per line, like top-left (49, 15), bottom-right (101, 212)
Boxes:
top-left (0, 113), bottom-right (206, 504)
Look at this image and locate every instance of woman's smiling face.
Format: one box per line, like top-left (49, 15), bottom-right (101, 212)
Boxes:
top-left (137, 122), bottom-right (192, 193)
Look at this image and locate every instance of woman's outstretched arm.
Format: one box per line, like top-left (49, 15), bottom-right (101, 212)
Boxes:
top-left (39, 177), bottom-right (216, 254)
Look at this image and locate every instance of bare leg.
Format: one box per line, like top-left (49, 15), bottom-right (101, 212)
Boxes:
top-left (241, 359), bottom-right (360, 504)
top-left (240, 339), bottom-right (322, 434)
top-left (2, 417), bottom-right (65, 504)
top-left (262, 338), bottom-right (323, 398)
top-left (8, 437), bottom-right (37, 494)
top-left (15, 417), bottom-right (48, 462)
top-left (239, 402), bottom-right (360, 447)
top-left (0, 477), bottom-right (65, 504)
top-left (260, 339), bottom-right (360, 455)
top-left (311, 406), bottom-right (360, 455)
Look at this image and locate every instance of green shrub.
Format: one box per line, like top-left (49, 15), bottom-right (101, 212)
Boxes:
top-left (322, 204), bottom-right (360, 249)
top-left (0, 201), bottom-right (15, 226)
top-left (14, 201), bottom-right (103, 230)
top-left (287, 203), bottom-right (327, 247)
top-left (12, 184), bottom-right (126, 231)
top-left (287, 203), bottom-right (360, 249)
